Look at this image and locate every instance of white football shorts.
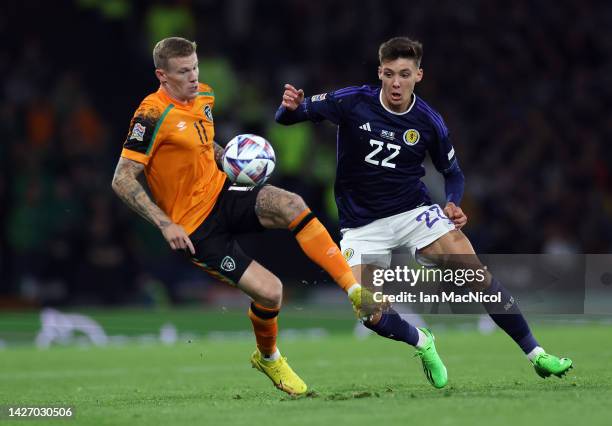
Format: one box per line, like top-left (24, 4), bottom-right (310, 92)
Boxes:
top-left (339, 204), bottom-right (455, 268)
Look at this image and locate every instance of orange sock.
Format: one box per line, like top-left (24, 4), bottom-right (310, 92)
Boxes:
top-left (289, 209), bottom-right (357, 292)
top-left (248, 302), bottom-right (279, 357)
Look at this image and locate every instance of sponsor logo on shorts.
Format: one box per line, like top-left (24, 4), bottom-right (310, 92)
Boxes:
top-left (311, 93), bottom-right (327, 102)
top-left (343, 248), bottom-right (354, 261)
top-left (402, 129), bottom-right (420, 145)
top-left (220, 256), bottom-right (236, 272)
top-left (203, 105), bottom-right (213, 122)
top-left (130, 123), bottom-right (146, 141)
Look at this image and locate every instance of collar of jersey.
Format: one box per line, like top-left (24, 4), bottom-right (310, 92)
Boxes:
top-left (378, 90), bottom-right (416, 115)
top-left (157, 86), bottom-right (196, 110)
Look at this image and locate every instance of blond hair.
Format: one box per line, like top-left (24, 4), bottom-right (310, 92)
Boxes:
top-left (153, 37), bottom-right (197, 70)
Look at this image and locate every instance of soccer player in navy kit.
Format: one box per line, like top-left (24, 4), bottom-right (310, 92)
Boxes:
top-left (275, 37), bottom-right (572, 388)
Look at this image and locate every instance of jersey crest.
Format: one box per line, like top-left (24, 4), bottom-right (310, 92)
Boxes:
top-left (402, 129), bottom-right (420, 146)
top-left (203, 104), bottom-right (213, 122)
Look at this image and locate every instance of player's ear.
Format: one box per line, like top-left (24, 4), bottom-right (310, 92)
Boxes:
top-left (377, 66), bottom-right (383, 81)
top-left (155, 68), bottom-right (167, 84)
top-left (415, 68), bottom-right (423, 83)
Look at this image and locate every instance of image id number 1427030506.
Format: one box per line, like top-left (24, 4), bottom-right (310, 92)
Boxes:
top-left (1, 406), bottom-right (74, 418)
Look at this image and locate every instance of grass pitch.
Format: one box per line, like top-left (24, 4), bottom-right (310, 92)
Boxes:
top-left (0, 312), bottom-right (609, 426)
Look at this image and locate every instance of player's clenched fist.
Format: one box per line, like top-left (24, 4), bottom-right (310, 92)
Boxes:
top-left (443, 202), bottom-right (468, 230)
top-left (281, 83), bottom-right (304, 111)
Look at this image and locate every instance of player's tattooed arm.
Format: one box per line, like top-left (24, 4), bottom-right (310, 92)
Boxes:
top-left (111, 157), bottom-right (172, 228)
top-left (213, 141), bottom-right (224, 169)
top-left (112, 157), bottom-right (196, 254)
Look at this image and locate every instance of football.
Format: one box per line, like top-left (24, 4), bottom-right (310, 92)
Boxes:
top-left (222, 134), bottom-right (276, 186)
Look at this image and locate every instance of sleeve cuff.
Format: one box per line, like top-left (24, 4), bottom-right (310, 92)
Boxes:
top-left (120, 148), bottom-right (150, 165)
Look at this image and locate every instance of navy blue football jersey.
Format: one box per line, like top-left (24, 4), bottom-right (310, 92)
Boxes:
top-left (302, 85), bottom-right (457, 229)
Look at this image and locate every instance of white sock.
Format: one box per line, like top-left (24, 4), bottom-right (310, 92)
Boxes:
top-left (527, 346), bottom-right (545, 363)
top-left (263, 348), bottom-right (281, 362)
top-left (347, 283), bottom-right (361, 296)
top-left (415, 328), bottom-right (429, 349)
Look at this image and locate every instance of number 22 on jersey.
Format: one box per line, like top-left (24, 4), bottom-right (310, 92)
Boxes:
top-left (364, 139), bottom-right (401, 168)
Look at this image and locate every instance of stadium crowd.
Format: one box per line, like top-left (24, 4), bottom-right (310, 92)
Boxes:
top-left (1, 0), bottom-right (610, 306)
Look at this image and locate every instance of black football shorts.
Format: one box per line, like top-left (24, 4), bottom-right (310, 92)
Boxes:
top-left (189, 181), bottom-right (266, 285)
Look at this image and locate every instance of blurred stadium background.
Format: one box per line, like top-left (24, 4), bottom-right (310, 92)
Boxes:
top-left (1, 0), bottom-right (611, 331)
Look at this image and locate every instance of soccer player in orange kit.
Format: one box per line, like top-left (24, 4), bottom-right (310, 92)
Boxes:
top-left (112, 37), bottom-right (360, 396)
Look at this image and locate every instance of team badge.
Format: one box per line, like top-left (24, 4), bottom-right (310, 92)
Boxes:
top-left (342, 248), bottom-right (354, 261)
top-left (130, 123), bottom-right (146, 141)
top-left (220, 256), bottom-right (236, 272)
top-left (311, 93), bottom-right (327, 102)
top-left (402, 129), bottom-right (420, 145)
top-left (203, 104), bottom-right (213, 122)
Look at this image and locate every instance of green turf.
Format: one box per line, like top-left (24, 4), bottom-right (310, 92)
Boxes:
top-left (0, 307), bottom-right (357, 344)
top-left (0, 318), bottom-right (609, 426)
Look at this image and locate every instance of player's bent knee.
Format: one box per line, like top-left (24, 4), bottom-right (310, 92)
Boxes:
top-left (285, 193), bottom-right (307, 216)
top-left (256, 276), bottom-right (283, 308)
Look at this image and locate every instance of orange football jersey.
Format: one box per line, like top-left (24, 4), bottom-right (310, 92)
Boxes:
top-left (121, 83), bottom-right (226, 234)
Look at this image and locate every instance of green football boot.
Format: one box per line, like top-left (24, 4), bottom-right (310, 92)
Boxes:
top-left (414, 328), bottom-right (448, 389)
top-left (533, 353), bottom-right (573, 378)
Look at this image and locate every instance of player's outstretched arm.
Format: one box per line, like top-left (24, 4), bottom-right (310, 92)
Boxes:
top-left (275, 83), bottom-right (308, 125)
top-left (111, 157), bottom-right (195, 254)
top-left (281, 84), bottom-right (304, 111)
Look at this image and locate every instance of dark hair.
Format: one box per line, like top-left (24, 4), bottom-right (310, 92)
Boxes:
top-left (153, 37), bottom-right (197, 70)
top-left (378, 37), bottom-right (423, 67)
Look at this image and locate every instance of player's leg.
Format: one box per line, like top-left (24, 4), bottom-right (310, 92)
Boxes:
top-left (236, 260), bottom-right (307, 395)
top-left (419, 230), bottom-right (572, 378)
top-left (191, 250), bottom-right (308, 395)
top-left (254, 185), bottom-right (358, 293)
top-left (339, 219), bottom-right (448, 388)
top-left (188, 189), bottom-right (307, 395)
top-left (349, 263), bottom-right (447, 388)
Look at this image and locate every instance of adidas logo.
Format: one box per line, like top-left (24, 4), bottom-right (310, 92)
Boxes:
top-left (359, 122), bottom-right (371, 131)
